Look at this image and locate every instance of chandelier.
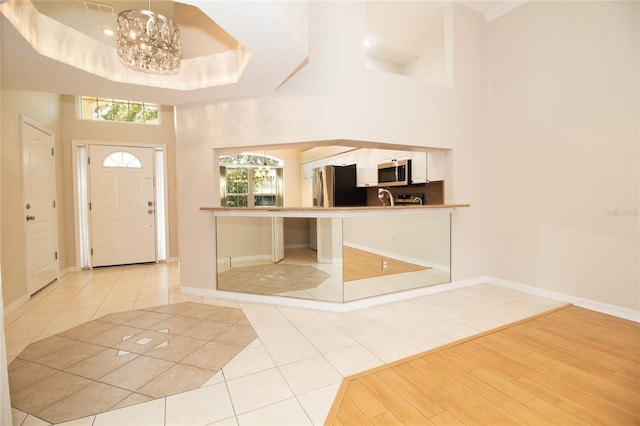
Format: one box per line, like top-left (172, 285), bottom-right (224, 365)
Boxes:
top-left (257, 154), bottom-right (274, 181)
top-left (116, 6), bottom-right (182, 74)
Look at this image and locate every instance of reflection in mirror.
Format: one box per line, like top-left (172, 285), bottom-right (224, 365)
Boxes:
top-left (216, 216), bottom-right (344, 302)
top-left (342, 213), bottom-right (451, 301)
top-left (215, 213), bottom-right (451, 303)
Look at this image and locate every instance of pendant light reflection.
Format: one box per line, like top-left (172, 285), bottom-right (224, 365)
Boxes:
top-left (257, 152), bottom-right (274, 181)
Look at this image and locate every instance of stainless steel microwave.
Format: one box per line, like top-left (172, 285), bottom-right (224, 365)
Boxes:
top-left (377, 159), bottom-right (411, 187)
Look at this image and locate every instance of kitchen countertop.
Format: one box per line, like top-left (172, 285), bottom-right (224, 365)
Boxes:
top-left (200, 204), bottom-right (470, 216)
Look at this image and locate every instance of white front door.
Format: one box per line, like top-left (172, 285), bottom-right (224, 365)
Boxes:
top-left (272, 217), bottom-right (285, 262)
top-left (89, 145), bottom-right (156, 267)
top-left (22, 118), bottom-right (58, 294)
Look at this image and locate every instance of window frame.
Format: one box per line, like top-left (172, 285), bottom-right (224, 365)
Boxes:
top-left (78, 96), bottom-right (161, 125)
top-left (220, 154), bottom-right (284, 208)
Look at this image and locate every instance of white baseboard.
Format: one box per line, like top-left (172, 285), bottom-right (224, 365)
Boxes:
top-left (488, 276), bottom-right (640, 323)
top-left (180, 276), bottom-right (487, 313)
top-left (4, 294), bottom-right (31, 317)
top-left (183, 276), bottom-right (640, 322)
top-left (59, 266), bottom-right (79, 277)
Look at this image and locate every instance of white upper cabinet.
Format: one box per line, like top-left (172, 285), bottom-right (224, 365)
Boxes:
top-left (411, 151), bottom-right (446, 183)
top-left (356, 149), bottom-right (379, 187)
top-left (377, 150), bottom-right (410, 164)
top-left (410, 151), bottom-right (428, 183)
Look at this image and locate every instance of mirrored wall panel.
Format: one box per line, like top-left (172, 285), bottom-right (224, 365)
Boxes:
top-left (216, 216), bottom-right (344, 302)
top-left (342, 213), bottom-right (451, 301)
top-left (215, 212), bottom-right (451, 303)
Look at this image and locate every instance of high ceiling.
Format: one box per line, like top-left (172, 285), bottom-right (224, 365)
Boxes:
top-left (0, 0), bottom-right (522, 106)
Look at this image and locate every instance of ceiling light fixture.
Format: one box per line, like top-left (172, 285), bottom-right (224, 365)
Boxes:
top-left (100, 27), bottom-right (114, 37)
top-left (257, 153), bottom-right (274, 181)
top-left (116, 1), bottom-right (182, 74)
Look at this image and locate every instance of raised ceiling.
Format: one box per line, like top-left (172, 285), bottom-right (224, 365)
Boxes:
top-left (0, 0), bottom-right (523, 106)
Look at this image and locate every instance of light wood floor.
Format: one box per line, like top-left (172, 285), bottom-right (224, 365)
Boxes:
top-left (325, 305), bottom-right (640, 425)
top-left (343, 246), bottom-right (428, 282)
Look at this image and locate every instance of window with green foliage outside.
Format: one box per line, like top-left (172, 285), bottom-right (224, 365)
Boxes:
top-left (220, 154), bottom-right (284, 208)
top-left (80, 96), bottom-right (159, 124)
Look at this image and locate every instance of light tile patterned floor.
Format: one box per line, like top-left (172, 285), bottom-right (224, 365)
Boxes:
top-left (4, 262), bottom-right (566, 425)
top-left (218, 247), bottom-right (452, 303)
top-left (9, 302), bottom-right (256, 424)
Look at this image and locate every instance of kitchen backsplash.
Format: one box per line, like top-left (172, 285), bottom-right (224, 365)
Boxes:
top-left (365, 181), bottom-right (444, 206)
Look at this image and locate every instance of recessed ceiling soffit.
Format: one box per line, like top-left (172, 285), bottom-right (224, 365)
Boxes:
top-left (0, 0), bottom-right (252, 90)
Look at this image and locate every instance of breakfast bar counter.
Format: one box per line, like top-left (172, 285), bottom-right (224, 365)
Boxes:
top-left (200, 203), bottom-right (470, 216)
top-left (202, 204), bottom-right (469, 306)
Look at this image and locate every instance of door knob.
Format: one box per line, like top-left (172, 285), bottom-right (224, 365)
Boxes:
top-left (148, 209), bottom-right (154, 214)
top-left (147, 201), bottom-right (154, 207)
top-left (26, 215), bottom-right (36, 221)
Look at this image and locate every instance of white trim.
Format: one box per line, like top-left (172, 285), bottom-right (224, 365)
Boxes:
top-left (484, 0), bottom-right (528, 23)
top-left (0, 267), bottom-right (13, 426)
top-left (217, 254), bottom-right (271, 266)
top-left (20, 115), bottom-right (60, 294)
top-left (488, 276), bottom-right (640, 323)
top-left (317, 256), bottom-right (343, 265)
top-left (59, 266), bottom-right (79, 277)
top-left (3, 294), bottom-right (31, 317)
top-left (72, 140), bottom-right (169, 268)
top-left (180, 276), bottom-right (485, 313)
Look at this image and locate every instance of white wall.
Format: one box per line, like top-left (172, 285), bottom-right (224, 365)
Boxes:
top-left (1, 90), bottom-right (63, 307)
top-left (175, 2), bottom-right (489, 291)
top-left (487, 1), bottom-right (639, 311)
top-left (216, 217), bottom-right (272, 260)
top-left (343, 213), bottom-right (451, 268)
top-left (60, 96), bottom-right (179, 263)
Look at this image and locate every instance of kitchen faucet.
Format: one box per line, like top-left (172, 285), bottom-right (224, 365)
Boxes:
top-left (378, 188), bottom-right (394, 206)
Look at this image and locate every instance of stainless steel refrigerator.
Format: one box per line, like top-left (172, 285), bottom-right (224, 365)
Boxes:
top-left (312, 164), bottom-right (367, 207)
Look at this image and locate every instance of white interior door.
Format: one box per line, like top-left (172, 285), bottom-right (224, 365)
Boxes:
top-left (272, 217), bottom-right (285, 262)
top-left (89, 145), bottom-right (156, 267)
top-left (22, 118), bottom-right (58, 294)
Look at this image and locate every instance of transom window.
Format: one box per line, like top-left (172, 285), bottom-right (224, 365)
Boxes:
top-left (103, 151), bottom-right (142, 168)
top-left (80, 96), bottom-right (159, 124)
top-left (220, 154), bottom-right (284, 207)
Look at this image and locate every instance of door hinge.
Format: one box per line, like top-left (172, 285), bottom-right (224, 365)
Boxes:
top-left (53, 200), bottom-right (56, 208)
top-left (51, 147), bottom-right (55, 156)
top-left (91, 248), bottom-right (93, 256)
top-left (88, 157), bottom-right (91, 165)
top-left (54, 251), bottom-right (58, 260)
top-left (89, 202), bottom-right (92, 210)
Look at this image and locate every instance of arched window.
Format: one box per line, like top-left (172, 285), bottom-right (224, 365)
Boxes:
top-left (103, 151), bottom-right (142, 168)
top-left (219, 153), bottom-right (284, 207)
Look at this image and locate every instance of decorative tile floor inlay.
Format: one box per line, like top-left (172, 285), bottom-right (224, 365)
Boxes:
top-left (8, 302), bottom-right (257, 424)
top-left (218, 264), bottom-right (330, 295)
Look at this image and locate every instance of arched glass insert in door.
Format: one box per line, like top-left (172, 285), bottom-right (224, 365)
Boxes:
top-left (102, 151), bottom-right (142, 168)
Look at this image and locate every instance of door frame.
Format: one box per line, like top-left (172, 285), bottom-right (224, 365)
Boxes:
top-left (72, 140), bottom-right (169, 269)
top-left (21, 115), bottom-right (59, 293)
